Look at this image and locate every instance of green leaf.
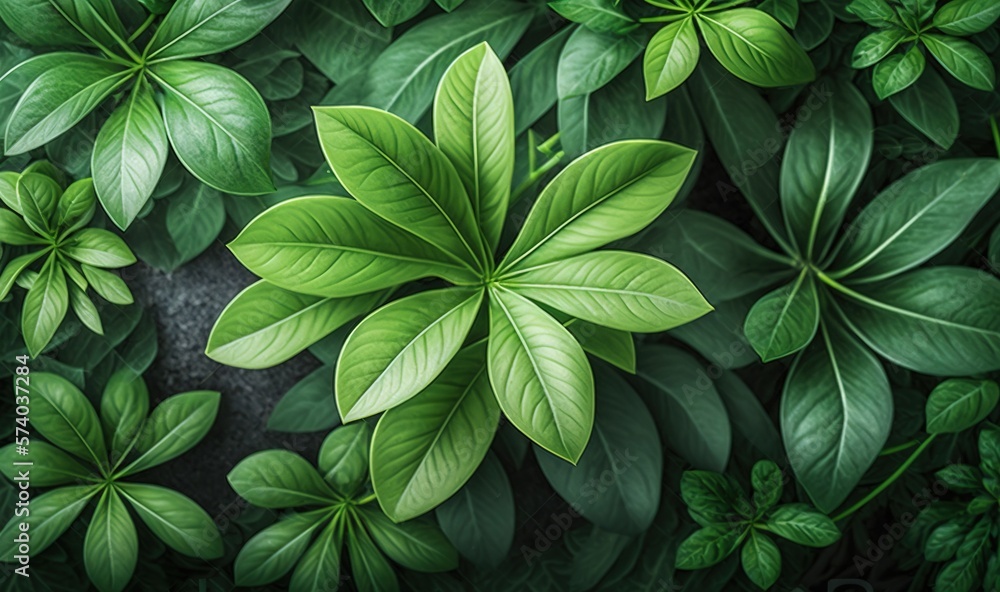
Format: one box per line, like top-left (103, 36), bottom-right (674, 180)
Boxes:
top-left (925, 518), bottom-right (971, 561)
top-left (780, 79), bottom-right (872, 259)
top-left (337, 288), bottom-right (482, 421)
top-left (100, 368), bottom-right (149, 460)
top-left (56, 177), bottom-right (96, 233)
top-left (146, 0), bottom-right (291, 60)
top-left (502, 140), bottom-right (695, 271)
top-left (92, 77), bottom-right (168, 230)
top-left (765, 504), bottom-right (840, 546)
top-left (348, 518), bottom-right (399, 592)
top-left (206, 279), bottom-right (382, 369)
top-left (781, 320), bottom-right (892, 513)
top-left (124, 390), bottom-right (219, 474)
top-left (371, 343), bottom-right (499, 521)
top-left (295, 0), bottom-right (390, 84)
top-left (314, 106), bottom-right (487, 270)
top-left (557, 26), bottom-right (643, 99)
top-left (510, 26), bottom-right (572, 135)
top-left (758, 0), bottom-right (799, 28)
top-left (267, 366), bottom-right (340, 434)
top-left (832, 159), bottom-right (1000, 281)
top-left (888, 68), bottom-right (960, 149)
top-left (636, 345), bottom-right (732, 472)
top-left (117, 483), bottom-right (222, 559)
top-left (435, 452), bottom-right (514, 569)
top-left (151, 60), bottom-right (273, 195)
top-left (675, 524), bottom-right (745, 570)
top-left (852, 29), bottom-right (906, 68)
top-left (487, 287), bottom-right (593, 463)
top-left (0, 485), bottom-right (97, 560)
top-left (4, 55), bottom-right (130, 155)
top-left (16, 172), bottom-right (60, 236)
top-left (434, 42), bottom-right (513, 254)
top-left (359, 1), bottom-right (533, 123)
top-left (0, 208), bottom-right (44, 245)
top-left (935, 464), bottom-right (982, 492)
top-left (62, 228), bottom-right (136, 268)
top-left (228, 450), bottom-right (337, 508)
top-left (228, 197), bottom-right (473, 299)
top-left (85, 487), bottom-right (138, 592)
top-left (536, 366), bottom-right (662, 535)
top-left (922, 34), bottom-right (995, 90)
top-left (873, 47), bottom-right (925, 99)
top-left (549, 0), bottom-right (634, 33)
top-left (926, 378), bottom-right (999, 434)
top-left (744, 272), bottom-right (820, 362)
top-left (848, 0), bottom-right (900, 27)
top-left (361, 507), bottom-right (458, 571)
top-left (81, 264), bottom-right (132, 304)
top-left (0, 251), bottom-right (47, 301)
top-left (318, 422), bottom-right (371, 495)
top-left (794, 0), bottom-right (833, 50)
top-left (752, 461), bottom-right (783, 513)
top-left (289, 520), bottom-right (343, 592)
top-left (0, 440), bottom-right (93, 486)
top-left (696, 8), bottom-right (814, 87)
top-left (681, 470), bottom-right (744, 526)
top-left (933, 0), bottom-right (1000, 35)
top-left (165, 181), bottom-right (225, 262)
top-left (363, 0), bottom-right (428, 26)
top-left (742, 531), bottom-right (781, 590)
top-left (643, 18), bottom-right (699, 99)
top-left (30, 371), bottom-right (107, 466)
top-left (716, 370), bottom-right (783, 460)
top-left (0, 0), bottom-right (89, 46)
top-left (566, 319), bottom-right (636, 373)
top-left (234, 512), bottom-right (325, 587)
top-left (502, 251), bottom-right (711, 332)
top-left (68, 281), bottom-right (102, 335)
top-left (835, 267), bottom-right (1000, 375)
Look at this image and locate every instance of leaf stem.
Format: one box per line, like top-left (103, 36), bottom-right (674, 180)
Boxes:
top-left (129, 13), bottom-right (157, 44)
top-left (355, 492), bottom-right (377, 505)
top-left (639, 14), bottom-right (688, 23)
top-left (832, 434), bottom-right (937, 522)
top-left (991, 116), bottom-right (1000, 160)
top-left (644, 0), bottom-right (689, 12)
top-left (511, 151), bottom-right (565, 203)
top-left (880, 439), bottom-right (920, 456)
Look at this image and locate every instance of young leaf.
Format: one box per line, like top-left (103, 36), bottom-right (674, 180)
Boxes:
top-left (318, 422), bottom-right (371, 495)
top-left (872, 48), bottom-right (925, 99)
top-left (145, 0), bottom-right (292, 61)
top-left (370, 344), bottom-right (498, 521)
top-left (536, 367), bottom-right (662, 535)
top-left (435, 453), bottom-right (514, 569)
top-left (0, 485), bottom-right (97, 560)
top-left (92, 77), bottom-right (168, 230)
top-left (84, 487), bottom-right (138, 592)
top-left (100, 368), bottom-right (149, 459)
top-left (781, 320), bottom-right (892, 513)
top-left (117, 483), bottom-right (223, 559)
top-left (62, 228), bottom-right (136, 268)
top-left (4, 55), bottom-right (131, 155)
top-left (228, 450), bottom-right (337, 508)
top-left (55, 177), bottom-right (96, 232)
top-left (206, 279), bottom-right (383, 369)
top-left (557, 26), bottom-right (643, 99)
top-left (742, 531), bottom-right (781, 590)
top-left (643, 17), bottom-right (699, 99)
top-left (836, 268), bottom-right (1000, 375)
top-left (675, 524), bottom-right (745, 570)
top-left (765, 504), bottom-right (840, 546)
top-left (360, 508), bottom-right (458, 572)
top-left (151, 60), bottom-right (273, 195)
top-left (313, 106), bottom-right (487, 269)
top-left (501, 140), bottom-right (696, 271)
top-left (923, 34), bottom-right (995, 90)
top-left (751, 461), bottom-right (784, 512)
top-left (504, 251), bottom-right (710, 332)
top-left (16, 172), bottom-right (60, 236)
top-left (81, 265), bottom-right (132, 305)
top-left (681, 471), bottom-right (744, 526)
top-left (336, 287), bottom-right (483, 421)
top-left (434, 42), bottom-right (514, 253)
top-left (228, 196), bottom-right (473, 298)
top-left (487, 287), bottom-right (594, 463)
top-left (124, 391), bottom-right (220, 474)
top-left (744, 273), bottom-right (820, 362)
top-left (925, 379), bottom-right (1000, 434)
top-left (234, 512), bottom-right (325, 587)
top-left (696, 9), bottom-right (815, 87)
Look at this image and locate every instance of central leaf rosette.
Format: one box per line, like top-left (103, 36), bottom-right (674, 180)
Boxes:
top-left (208, 43), bottom-right (709, 522)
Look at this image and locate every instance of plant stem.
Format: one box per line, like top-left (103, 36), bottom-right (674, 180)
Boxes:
top-left (129, 13), bottom-right (156, 44)
top-left (832, 434), bottom-right (938, 522)
top-left (991, 116), bottom-right (1000, 160)
top-left (645, 0), bottom-right (689, 12)
top-left (880, 439), bottom-right (921, 456)
top-left (511, 151), bottom-right (565, 203)
top-left (356, 492), bottom-right (377, 505)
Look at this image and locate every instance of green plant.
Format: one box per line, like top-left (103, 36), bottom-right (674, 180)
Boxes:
top-left (0, 370), bottom-right (222, 592)
top-left (0, 163), bottom-right (135, 356)
top-left (848, 0), bottom-right (999, 98)
top-left (226, 423), bottom-right (458, 590)
top-left (208, 42), bottom-right (710, 520)
top-left (675, 460), bottom-right (841, 589)
top-left (0, 0), bottom-right (290, 229)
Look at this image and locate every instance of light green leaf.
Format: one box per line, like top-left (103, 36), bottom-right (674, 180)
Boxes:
top-left (124, 390), bottom-right (220, 474)
top-left (361, 507), bottom-right (458, 572)
top-left (744, 272), bottom-right (820, 362)
top-left (69, 282), bottom-right (103, 334)
top-left (16, 172), bottom-right (60, 236)
top-left (337, 288), bottom-right (483, 421)
top-left (318, 422), bottom-right (371, 495)
top-left (234, 512), bottom-right (325, 587)
top-left (696, 8), bottom-right (814, 87)
top-left (643, 18), bottom-right (699, 99)
top-left (781, 320), bottom-right (892, 513)
top-left (434, 42), bottom-right (514, 253)
top-left (56, 177), bottom-right (97, 232)
top-left (145, 0), bottom-right (292, 61)
top-left (228, 450), bottom-right (337, 508)
top-left (488, 287), bottom-right (593, 463)
top-left (81, 264), bottom-right (133, 305)
top-left (852, 29), bottom-right (906, 68)
top-left (0, 485), bottom-right (97, 560)
top-left (206, 279), bottom-right (383, 369)
top-left (84, 487), bottom-right (138, 592)
top-left (151, 60), bottom-right (273, 195)
top-left (92, 77), bottom-right (168, 230)
top-left (62, 228), bottom-right (136, 268)
top-left (370, 343), bottom-right (499, 521)
top-left (922, 34), bottom-right (995, 90)
top-left (0, 250), bottom-right (47, 301)
top-left (21, 257), bottom-right (69, 358)
top-left (501, 140), bottom-right (695, 271)
top-left (117, 483), bottom-right (222, 559)
top-left (873, 47), bottom-right (925, 99)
